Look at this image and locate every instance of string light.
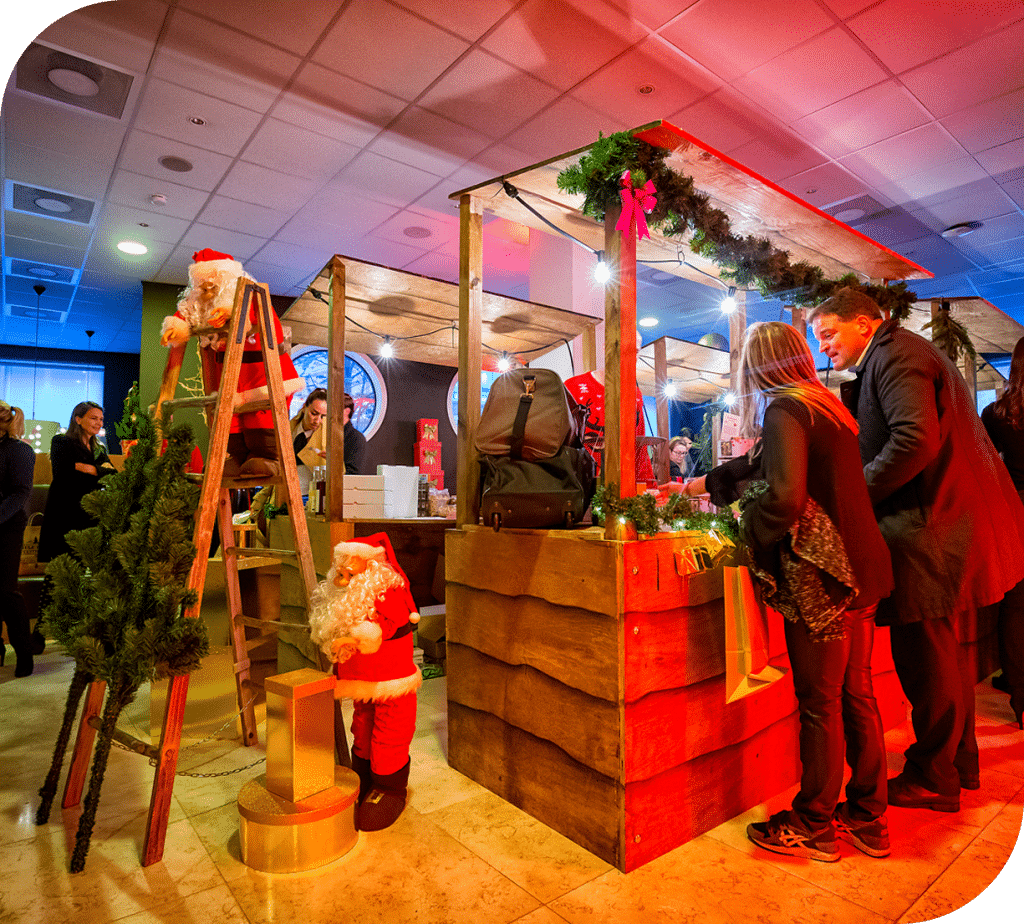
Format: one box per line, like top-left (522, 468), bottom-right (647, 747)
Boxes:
top-left (379, 335), bottom-right (394, 359)
top-left (594, 251), bottom-right (610, 283)
top-left (496, 352), bottom-right (511, 372)
top-left (664, 380), bottom-right (677, 398)
top-left (724, 392), bottom-right (737, 408)
top-left (721, 286), bottom-right (737, 313)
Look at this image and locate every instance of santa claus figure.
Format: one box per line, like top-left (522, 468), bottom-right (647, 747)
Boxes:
top-left (160, 248), bottom-right (303, 478)
top-left (308, 534), bottom-right (421, 831)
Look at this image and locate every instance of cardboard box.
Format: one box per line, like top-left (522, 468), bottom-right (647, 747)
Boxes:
top-left (377, 465), bottom-right (420, 518)
top-left (413, 440), bottom-right (442, 472)
top-left (416, 605), bottom-right (445, 661)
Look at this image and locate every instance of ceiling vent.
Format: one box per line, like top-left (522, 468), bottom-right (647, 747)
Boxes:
top-left (11, 183), bottom-right (95, 224)
top-left (9, 259), bottom-right (80, 284)
top-left (5, 302), bottom-right (69, 324)
top-left (15, 43), bottom-right (134, 119)
top-left (825, 195), bottom-right (887, 226)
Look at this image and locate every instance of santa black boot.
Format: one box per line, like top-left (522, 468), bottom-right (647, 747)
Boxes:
top-left (356, 759), bottom-right (410, 831)
top-left (351, 753), bottom-right (373, 803)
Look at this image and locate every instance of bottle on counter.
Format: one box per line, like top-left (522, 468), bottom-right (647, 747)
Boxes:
top-left (315, 465), bottom-right (327, 516)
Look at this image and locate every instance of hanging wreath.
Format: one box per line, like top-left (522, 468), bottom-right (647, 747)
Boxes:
top-left (556, 131), bottom-right (919, 320)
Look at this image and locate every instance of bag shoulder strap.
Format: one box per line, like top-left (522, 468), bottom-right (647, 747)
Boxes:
top-left (509, 374), bottom-right (536, 460)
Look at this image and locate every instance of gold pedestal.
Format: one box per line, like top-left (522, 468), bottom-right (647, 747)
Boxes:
top-left (238, 767), bottom-right (359, 873)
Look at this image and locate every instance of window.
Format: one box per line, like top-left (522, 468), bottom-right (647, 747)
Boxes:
top-left (289, 347), bottom-right (386, 439)
top-left (0, 358), bottom-right (104, 426)
top-left (447, 370), bottom-right (503, 434)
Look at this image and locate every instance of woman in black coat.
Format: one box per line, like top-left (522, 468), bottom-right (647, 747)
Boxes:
top-left (37, 401), bottom-right (115, 565)
top-left (981, 334), bottom-right (1024, 727)
top-left (0, 403), bottom-right (36, 676)
top-left (694, 322), bottom-right (895, 863)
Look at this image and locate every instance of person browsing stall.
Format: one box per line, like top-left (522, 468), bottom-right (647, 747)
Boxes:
top-left (291, 388), bottom-right (327, 496)
top-left (343, 393), bottom-right (366, 476)
top-left (809, 287), bottom-right (1024, 810)
top-left (668, 432), bottom-right (694, 480)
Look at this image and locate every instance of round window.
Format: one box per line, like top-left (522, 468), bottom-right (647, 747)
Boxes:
top-left (289, 346), bottom-right (387, 439)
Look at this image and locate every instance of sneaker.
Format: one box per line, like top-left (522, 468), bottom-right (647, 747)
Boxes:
top-left (833, 803), bottom-right (890, 857)
top-left (746, 809), bottom-right (839, 863)
top-left (887, 773), bottom-right (960, 813)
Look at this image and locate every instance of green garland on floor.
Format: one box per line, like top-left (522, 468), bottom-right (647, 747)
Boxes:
top-left (592, 482), bottom-right (739, 541)
top-left (556, 130), bottom-right (918, 320)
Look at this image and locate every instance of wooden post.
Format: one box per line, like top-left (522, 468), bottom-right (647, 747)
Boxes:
top-left (789, 305), bottom-right (804, 338)
top-left (654, 336), bottom-right (669, 439)
top-left (328, 257), bottom-right (346, 520)
top-left (582, 327), bottom-right (598, 374)
top-left (728, 291), bottom-right (747, 399)
top-left (603, 200), bottom-right (637, 528)
top-left (962, 351), bottom-right (978, 403)
top-left (457, 194), bottom-right (483, 528)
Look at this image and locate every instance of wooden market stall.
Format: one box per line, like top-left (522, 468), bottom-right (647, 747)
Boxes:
top-left (443, 120), bottom-right (950, 872)
top-left (274, 255), bottom-right (599, 668)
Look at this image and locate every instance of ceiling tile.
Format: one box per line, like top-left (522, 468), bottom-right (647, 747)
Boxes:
top-left (106, 169), bottom-right (210, 220)
top-left (196, 195), bottom-right (290, 238)
top-left (37, 0), bottom-right (167, 74)
top-left (4, 232), bottom-right (85, 269)
top-left (726, 132), bottom-right (827, 183)
top-left (483, 0), bottom-right (644, 92)
top-left (177, 0), bottom-right (340, 57)
top-left (778, 163), bottom-right (872, 210)
top-left (659, 0), bottom-right (833, 82)
top-left (839, 123), bottom-right (968, 184)
top-left (217, 162), bottom-right (320, 212)
top-left (246, 240), bottom-right (334, 278)
top-left (733, 28), bottom-right (888, 123)
top-left (132, 78), bottom-right (264, 157)
top-left (819, 0), bottom-right (876, 17)
top-left (847, 0), bottom-right (1024, 74)
top-left (976, 137), bottom-right (1024, 179)
top-left (616, 0), bottom-right (700, 32)
top-left (909, 183), bottom-right (1017, 232)
top-left (4, 209), bottom-right (92, 249)
top-left (892, 235), bottom-right (978, 277)
top-left (181, 224), bottom-right (268, 263)
top-left (331, 151), bottom-right (446, 209)
top-left (571, 37), bottom-right (721, 126)
top-left (2, 92), bottom-right (128, 165)
top-left (284, 190), bottom-right (399, 239)
top-left (151, 9), bottom-right (301, 113)
top-left (969, 238), bottom-right (1024, 265)
top-left (791, 81), bottom-right (931, 159)
top-left (4, 141), bottom-right (112, 200)
top-left (418, 49), bottom-right (561, 139)
top-left (119, 129), bottom-right (235, 192)
top-left (312, 0), bottom-right (469, 101)
top-left (940, 89), bottom-right (1024, 155)
top-left (504, 97), bottom-right (620, 162)
top-left (366, 108), bottom-right (493, 178)
top-left (1003, 176), bottom-right (1024, 209)
top-left (393, 0), bottom-right (518, 42)
top-left (244, 260), bottom-right (316, 296)
top-left (95, 203), bottom-right (191, 246)
top-left (272, 217), bottom-right (361, 255)
top-left (241, 118), bottom-right (360, 182)
top-left (852, 209), bottom-right (933, 248)
top-left (372, 208), bottom-right (459, 251)
top-left (668, 87), bottom-right (777, 155)
top-left (269, 63), bottom-right (406, 149)
top-left (874, 157), bottom-right (993, 206)
top-left (899, 18), bottom-right (1024, 117)
top-left (959, 212), bottom-right (1024, 246)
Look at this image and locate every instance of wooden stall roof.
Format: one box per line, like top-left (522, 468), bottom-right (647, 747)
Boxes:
top-left (282, 255), bottom-right (598, 367)
top-left (451, 119), bottom-right (932, 288)
top-left (904, 296), bottom-right (1024, 357)
top-left (636, 337), bottom-right (730, 404)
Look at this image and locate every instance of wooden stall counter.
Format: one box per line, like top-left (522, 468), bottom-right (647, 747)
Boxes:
top-left (445, 525), bottom-right (907, 873)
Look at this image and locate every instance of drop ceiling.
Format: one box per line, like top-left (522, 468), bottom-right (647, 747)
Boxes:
top-left (1, 0), bottom-right (1022, 369)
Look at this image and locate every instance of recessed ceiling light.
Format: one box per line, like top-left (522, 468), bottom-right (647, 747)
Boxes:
top-left (834, 208), bottom-right (865, 223)
top-left (941, 221), bottom-right (983, 238)
top-left (189, 116), bottom-right (206, 125)
top-left (805, 187), bottom-right (818, 195)
top-left (150, 194), bottom-right (168, 206)
top-left (138, 222), bottom-right (149, 227)
top-left (117, 241), bottom-right (148, 255)
top-left (403, 226), bottom-right (431, 239)
top-left (34, 196), bottom-right (73, 213)
top-left (47, 66), bottom-right (100, 97)
top-left (638, 317), bottom-right (659, 328)
top-left (159, 155), bottom-right (193, 173)
top-left (637, 84), bottom-right (655, 95)
top-left (27, 266), bottom-right (58, 278)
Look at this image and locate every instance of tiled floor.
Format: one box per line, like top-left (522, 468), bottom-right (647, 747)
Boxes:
top-left (2, 646), bottom-right (1021, 924)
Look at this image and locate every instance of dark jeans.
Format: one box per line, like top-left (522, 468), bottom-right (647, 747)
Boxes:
top-left (785, 604), bottom-right (887, 829)
top-left (889, 616), bottom-right (978, 795)
top-left (998, 576), bottom-right (1024, 717)
top-left (0, 521), bottom-right (32, 660)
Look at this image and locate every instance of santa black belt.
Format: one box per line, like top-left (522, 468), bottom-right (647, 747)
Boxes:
top-left (214, 349), bottom-right (285, 361)
top-left (391, 622), bottom-right (415, 640)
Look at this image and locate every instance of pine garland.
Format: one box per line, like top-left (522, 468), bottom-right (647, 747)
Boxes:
top-left (556, 130), bottom-right (919, 320)
top-left (592, 482), bottom-right (739, 541)
top-left (38, 407), bottom-right (208, 872)
top-left (924, 304), bottom-right (976, 364)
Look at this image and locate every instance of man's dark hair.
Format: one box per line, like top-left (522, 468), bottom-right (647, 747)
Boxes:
top-left (806, 286), bottom-right (883, 323)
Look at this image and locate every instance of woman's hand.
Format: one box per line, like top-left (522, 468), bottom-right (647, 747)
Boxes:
top-left (682, 476), bottom-right (708, 497)
top-left (74, 462), bottom-right (98, 476)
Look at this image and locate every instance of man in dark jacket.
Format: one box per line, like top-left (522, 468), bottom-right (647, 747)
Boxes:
top-left (810, 288), bottom-right (1024, 812)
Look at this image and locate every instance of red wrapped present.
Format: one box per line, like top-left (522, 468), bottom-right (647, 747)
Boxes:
top-left (414, 439), bottom-right (442, 471)
top-left (417, 418), bottom-right (439, 441)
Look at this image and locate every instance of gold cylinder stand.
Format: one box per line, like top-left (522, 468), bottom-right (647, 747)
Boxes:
top-left (238, 668), bottom-right (359, 873)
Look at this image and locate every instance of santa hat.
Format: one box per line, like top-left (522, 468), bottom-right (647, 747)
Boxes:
top-left (332, 541), bottom-right (387, 564)
top-left (189, 247), bottom-right (246, 280)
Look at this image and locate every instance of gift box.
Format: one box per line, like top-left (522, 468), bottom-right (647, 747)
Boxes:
top-left (417, 419), bottom-right (439, 441)
top-left (413, 439), bottom-right (442, 471)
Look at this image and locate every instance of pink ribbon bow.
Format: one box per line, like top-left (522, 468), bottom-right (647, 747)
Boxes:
top-left (615, 170), bottom-right (657, 241)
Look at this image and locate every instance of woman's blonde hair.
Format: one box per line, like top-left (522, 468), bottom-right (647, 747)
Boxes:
top-left (738, 322), bottom-right (858, 437)
top-left (0, 404), bottom-right (26, 439)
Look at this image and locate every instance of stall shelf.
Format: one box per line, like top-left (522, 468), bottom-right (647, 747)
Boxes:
top-left (443, 120), bottom-right (955, 872)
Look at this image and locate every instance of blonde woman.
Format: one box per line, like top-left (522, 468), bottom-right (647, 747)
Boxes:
top-left (0, 403), bottom-right (35, 676)
top-left (715, 323), bottom-right (895, 862)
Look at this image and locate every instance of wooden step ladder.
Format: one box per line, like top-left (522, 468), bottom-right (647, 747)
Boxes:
top-left (60, 278), bottom-right (322, 867)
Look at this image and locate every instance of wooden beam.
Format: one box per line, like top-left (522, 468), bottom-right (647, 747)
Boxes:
top-left (457, 194), bottom-right (483, 528)
top-left (728, 290), bottom-right (747, 398)
top-left (328, 257), bottom-right (346, 520)
top-left (654, 337), bottom-right (669, 439)
top-left (582, 326), bottom-right (598, 374)
top-left (789, 305), bottom-right (805, 338)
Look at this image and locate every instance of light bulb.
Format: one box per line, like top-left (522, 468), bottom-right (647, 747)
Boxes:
top-left (721, 286), bottom-right (737, 313)
top-left (724, 392), bottom-right (737, 408)
top-left (595, 259), bottom-right (610, 283)
top-left (380, 337), bottom-right (394, 359)
top-left (497, 354), bottom-right (511, 372)
top-left (664, 381), bottom-right (677, 398)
